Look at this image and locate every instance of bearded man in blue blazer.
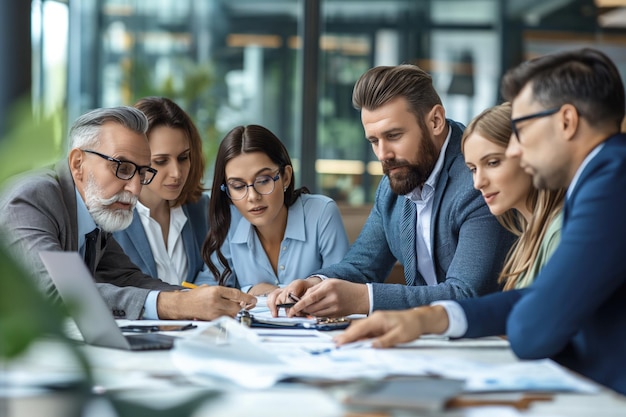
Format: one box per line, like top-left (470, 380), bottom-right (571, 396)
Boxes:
top-left (269, 64), bottom-right (515, 317)
top-left (337, 48), bottom-right (626, 396)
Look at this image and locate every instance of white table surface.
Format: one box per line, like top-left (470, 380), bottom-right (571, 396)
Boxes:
top-left (3, 319), bottom-right (626, 417)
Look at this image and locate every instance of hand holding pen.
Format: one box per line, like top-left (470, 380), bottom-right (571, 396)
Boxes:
top-left (284, 279), bottom-right (370, 318)
top-left (158, 282), bottom-right (256, 320)
top-left (182, 281), bottom-right (255, 309)
top-left (267, 279), bottom-right (313, 317)
top-left (276, 292), bottom-right (301, 310)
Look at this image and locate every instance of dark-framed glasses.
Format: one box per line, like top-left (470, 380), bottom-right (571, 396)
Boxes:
top-left (511, 107), bottom-right (561, 143)
top-left (220, 172), bottom-right (281, 201)
top-left (82, 149), bottom-right (157, 185)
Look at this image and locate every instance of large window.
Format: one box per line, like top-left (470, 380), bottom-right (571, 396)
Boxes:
top-left (50, 0), bottom-right (626, 203)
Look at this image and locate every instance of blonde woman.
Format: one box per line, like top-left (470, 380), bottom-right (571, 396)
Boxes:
top-left (462, 102), bottom-right (565, 289)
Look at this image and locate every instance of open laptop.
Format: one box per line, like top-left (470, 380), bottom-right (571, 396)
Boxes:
top-left (39, 251), bottom-right (174, 351)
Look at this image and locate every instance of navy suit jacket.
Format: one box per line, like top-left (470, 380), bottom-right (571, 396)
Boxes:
top-left (113, 193), bottom-right (210, 284)
top-left (459, 133), bottom-right (626, 395)
top-left (314, 120), bottom-right (515, 310)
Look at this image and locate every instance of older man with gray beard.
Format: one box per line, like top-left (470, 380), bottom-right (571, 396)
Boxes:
top-left (0, 106), bottom-right (255, 320)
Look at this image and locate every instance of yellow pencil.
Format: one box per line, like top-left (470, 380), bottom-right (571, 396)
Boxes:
top-left (181, 281), bottom-right (197, 289)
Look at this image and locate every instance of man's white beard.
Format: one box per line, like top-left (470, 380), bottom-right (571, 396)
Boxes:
top-left (84, 173), bottom-right (137, 232)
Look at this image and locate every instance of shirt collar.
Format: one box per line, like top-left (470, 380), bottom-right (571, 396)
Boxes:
top-left (75, 188), bottom-right (98, 249)
top-left (136, 200), bottom-right (150, 217)
top-left (405, 125), bottom-right (452, 202)
top-left (232, 198), bottom-right (306, 244)
top-left (136, 200), bottom-right (188, 231)
top-left (170, 205), bottom-right (187, 230)
top-left (283, 198), bottom-right (306, 241)
top-left (566, 142), bottom-right (604, 200)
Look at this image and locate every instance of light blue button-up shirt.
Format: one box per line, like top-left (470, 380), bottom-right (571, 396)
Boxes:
top-left (202, 194), bottom-right (349, 292)
top-left (75, 189), bottom-right (98, 258)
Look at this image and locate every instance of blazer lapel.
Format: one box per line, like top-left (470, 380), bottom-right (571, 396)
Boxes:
top-left (181, 221), bottom-right (198, 283)
top-left (125, 214), bottom-right (158, 277)
top-left (56, 160), bottom-right (80, 250)
top-left (431, 121), bottom-right (462, 228)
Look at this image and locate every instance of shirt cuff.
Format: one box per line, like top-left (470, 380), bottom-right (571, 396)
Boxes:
top-left (429, 300), bottom-right (467, 338)
top-left (366, 283), bottom-right (374, 315)
top-left (142, 291), bottom-right (160, 320)
top-left (307, 274), bottom-right (329, 281)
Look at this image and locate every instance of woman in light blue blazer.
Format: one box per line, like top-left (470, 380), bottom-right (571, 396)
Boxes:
top-left (201, 125), bottom-right (349, 296)
top-left (114, 97), bottom-right (211, 285)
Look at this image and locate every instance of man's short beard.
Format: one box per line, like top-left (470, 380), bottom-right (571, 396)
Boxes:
top-left (84, 174), bottom-right (137, 232)
top-left (384, 163), bottom-right (428, 195)
top-left (382, 132), bottom-right (439, 195)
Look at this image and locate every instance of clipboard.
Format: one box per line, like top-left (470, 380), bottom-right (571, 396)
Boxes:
top-left (236, 310), bottom-right (351, 330)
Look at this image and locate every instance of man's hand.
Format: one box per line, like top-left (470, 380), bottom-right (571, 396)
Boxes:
top-left (333, 306), bottom-right (450, 348)
top-left (287, 278), bottom-right (370, 318)
top-left (266, 278), bottom-right (319, 317)
top-left (157, 285), bottom-right (257, 320)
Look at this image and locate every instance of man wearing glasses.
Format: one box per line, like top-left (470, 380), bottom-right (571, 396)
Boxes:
top-left (0, 106), bottom-right (255, 320)
top-left (336, 48), bottom-right (626, 395)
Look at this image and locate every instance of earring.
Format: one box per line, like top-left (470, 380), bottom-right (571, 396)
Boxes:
top-left (283, 187), bottom-right (287, 192)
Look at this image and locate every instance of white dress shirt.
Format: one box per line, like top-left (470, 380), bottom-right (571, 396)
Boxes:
top-left (136, 201), bottom-right (189, 285)
top-left (365, 128), bottom-right (452, 313)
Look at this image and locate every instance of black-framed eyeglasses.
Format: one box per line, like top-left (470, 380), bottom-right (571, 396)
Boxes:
top-left (511, 107), bottom-right (561, 143)
top-left (220, 171), bottom-right (281, 201)
top-left (82, 149), bottom-right (157, 185)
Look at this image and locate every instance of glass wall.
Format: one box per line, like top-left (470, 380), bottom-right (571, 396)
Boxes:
top-left (34, 0), bottom-right (626, 204)
top-left (32, 0), bottom-right (68, 119)
top-left (65, 0), bottom-right (303, 188)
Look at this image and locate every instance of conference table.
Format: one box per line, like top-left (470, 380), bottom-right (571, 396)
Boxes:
top-left (3, 318), bottom-right (626, 417)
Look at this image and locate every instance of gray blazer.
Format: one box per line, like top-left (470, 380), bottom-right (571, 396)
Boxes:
top-left (0, 160), bottom-right (179, 319)
top-left (313, 120), bottom-right (515, 310)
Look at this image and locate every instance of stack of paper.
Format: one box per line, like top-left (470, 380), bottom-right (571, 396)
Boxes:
top-left (170, 317), bottom-right (600, 394)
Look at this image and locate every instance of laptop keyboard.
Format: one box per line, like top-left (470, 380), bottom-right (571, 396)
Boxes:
top-left (126, 333), bottom-right (175, 350)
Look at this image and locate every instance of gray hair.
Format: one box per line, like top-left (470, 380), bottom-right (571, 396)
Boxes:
top-left (69, 106), bottom-right (149, 150)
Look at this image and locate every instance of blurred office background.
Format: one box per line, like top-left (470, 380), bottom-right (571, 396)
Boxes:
top-left (2, 0), bottom-right (626, 205)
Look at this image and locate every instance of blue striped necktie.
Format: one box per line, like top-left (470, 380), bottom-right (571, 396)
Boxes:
top-left (400, 199), bottom-right (417, 286)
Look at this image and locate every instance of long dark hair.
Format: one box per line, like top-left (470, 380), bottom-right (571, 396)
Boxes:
top-left (203, 124), bottom-right (309, 285)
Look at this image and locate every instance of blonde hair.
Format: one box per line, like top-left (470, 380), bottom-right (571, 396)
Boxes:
top-left (462, 102), bottom-right (565, 290)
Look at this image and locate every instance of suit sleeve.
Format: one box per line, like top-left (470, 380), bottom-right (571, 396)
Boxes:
top-left (0, 174), bottom-right (180, 320)
top-left (312, 181), bottom-right (398, 283)
top-left (95, 237), bottom-right (181, 319)
top-left (0, 176), bottom-right (72, 299)
top-left (370, 184), bottom-right (514, 310)
top-left (503, 158), bottom-right (626, 359)
top-left (457, 149), bottom-right (626, 360)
